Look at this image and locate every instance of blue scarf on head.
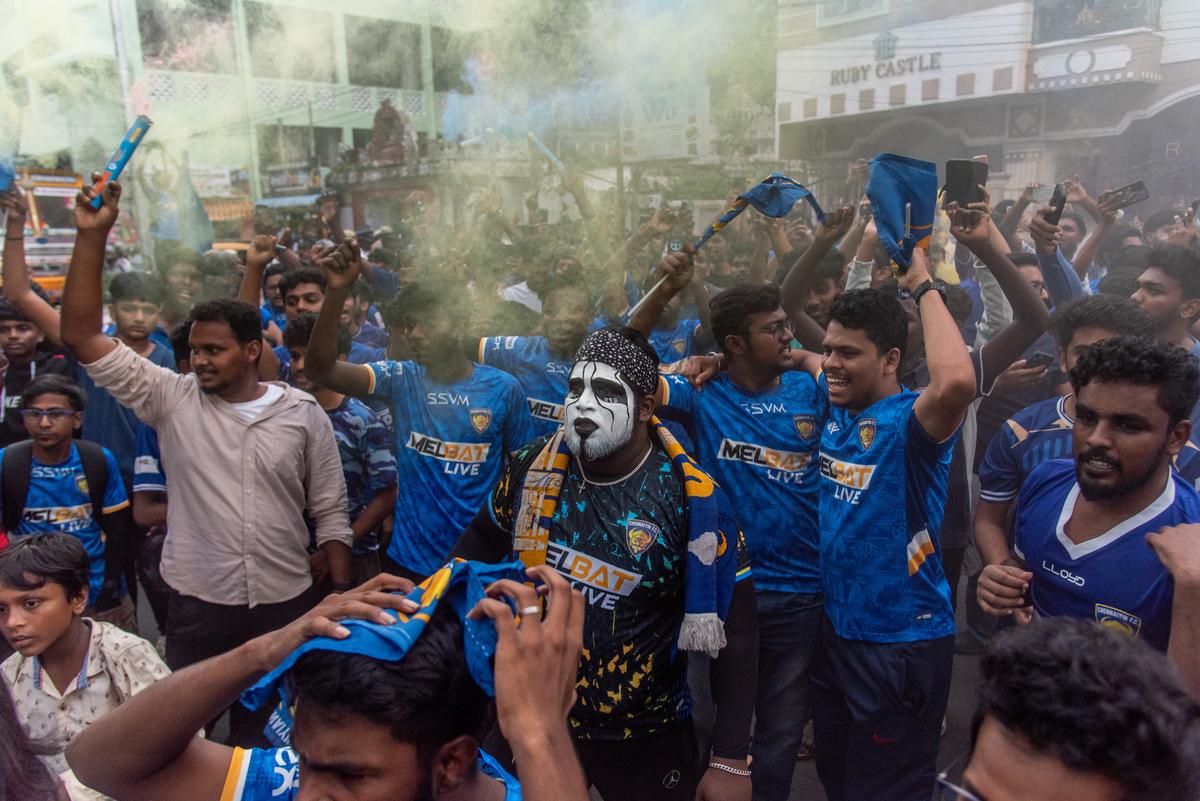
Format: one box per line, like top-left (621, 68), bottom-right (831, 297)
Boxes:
top-left (512, 418), bottom-right (743, 657)
top-left (241, 559), bottom-right (527, 745)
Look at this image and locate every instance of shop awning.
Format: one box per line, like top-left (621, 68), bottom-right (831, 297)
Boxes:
top-left (255, 193), bottom-right (321, 209)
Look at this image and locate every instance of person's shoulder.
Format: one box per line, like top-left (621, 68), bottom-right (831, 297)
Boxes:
top-left (1, 647), bottom-right (22, 683)
top-left (1170, 471), bottom-right (1200, 513)
top-left (92, 621), bottom-right (162, 661)
top-left (1012, 394), bottom-right (1065, 426)
top-left (474, 363), bottom-right (525, 392)
top-left (145, 343), bottom-right (176, 369)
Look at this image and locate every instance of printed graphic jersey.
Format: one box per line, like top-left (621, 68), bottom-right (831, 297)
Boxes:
top-left (220, 746), bottom-right (521, 801)
top-left (1013, 459), bottom-right (1200, 652)
top-left (979, 394), bottom-right (1074, 503)
top-left (488, 436), bottom-right (748, 740)
top-left (367, 359), bottom-right (534, 575)
top-left (327, 397), bottom-right (397, 553)
top-left (0, 443), bottom-right (129, 599)
top-left (478, 335), bottom-right (572, 437)
top-left (817, 374), bottom-right (957, 643)
top-left (660, 371), bottom-right (824, 593)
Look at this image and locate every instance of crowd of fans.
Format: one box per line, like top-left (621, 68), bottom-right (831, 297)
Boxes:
top-left (1, 156), bottom-right (1200, 801)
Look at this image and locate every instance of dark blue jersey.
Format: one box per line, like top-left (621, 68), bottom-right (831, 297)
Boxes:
top-left (1013, 459), bottom-right (1200, 652)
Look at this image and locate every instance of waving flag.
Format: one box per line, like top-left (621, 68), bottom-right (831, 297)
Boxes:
top-left (694, 172), bottom-right (825, 250)
top-left (866, 153), bottom-right (938, 272)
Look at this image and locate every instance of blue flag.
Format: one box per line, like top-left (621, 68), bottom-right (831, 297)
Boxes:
top-left (695, 173), bottom-right (825, 250)
top-left (866, 154), bottom-right (938, 271)
top-left (242, 559), bottom-right (527, 721)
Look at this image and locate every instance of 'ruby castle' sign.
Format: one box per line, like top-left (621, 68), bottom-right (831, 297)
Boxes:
top-left (830, 53), bottom-right (943, 86)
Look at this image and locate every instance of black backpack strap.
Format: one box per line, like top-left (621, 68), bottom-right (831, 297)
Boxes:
top-left (76, 441), bottom-right (135, 610)
top-left (1, 440), bottom-right (34, 535)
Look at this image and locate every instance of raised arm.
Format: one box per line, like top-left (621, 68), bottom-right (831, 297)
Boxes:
top-left (1, 190), bottom-right (62, 344)
top-left (60, 175), bottom-right (122, 363)
top-left (626, 247), bottom-right (694, 339)
top-left (305, 237), bottom-right (374, 397)
top-left (998, 183), bottom-right (1038, 252)
top-left (1070, 190), bottom-right (1121, 279)
top-left (66, 578), bottom-right (418, 801)
top-left (950, 202), bottom-right (1051, 388)
top-left (779, 205), bottom-right (854, 319)
top-left (1029, 207), bottom-right (1085, 304)
top-left (238, 234), bottom-right (284, 381)
top-left (906, 249), bottom-right (976, 441)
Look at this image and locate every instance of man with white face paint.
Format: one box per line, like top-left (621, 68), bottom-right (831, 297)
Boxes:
top-left (454, 326), bottom-right (758, 801)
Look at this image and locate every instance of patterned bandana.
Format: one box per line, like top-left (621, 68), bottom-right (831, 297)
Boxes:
top-left (574, 327), bottom-right (660, 397)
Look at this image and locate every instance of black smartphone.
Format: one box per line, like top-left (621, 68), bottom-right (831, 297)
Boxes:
top-left (1024, 352), bottom-right (1056, 370)
top-left (1102, 180), bottom-right (1150, 211)
top-left (943, 159), bottom-right (989, 209)
top-left (1044, 184), bottom-right (1067, 225)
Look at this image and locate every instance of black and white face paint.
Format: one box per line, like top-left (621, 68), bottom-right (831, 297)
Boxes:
top-left (563, 361), bottom-right (637, 461)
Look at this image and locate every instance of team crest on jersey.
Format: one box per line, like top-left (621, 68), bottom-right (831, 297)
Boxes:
top-left (469, 408), bottom-right (493, 434)
top-left (76, 476), bottom-right (90, 495)
top-left (625, 519), bottom-right (661, 557)
top-left (1095, 604), bottom-right (1142, 637)
top-left (857, 419), bottom-right (877, 451)
top-left (671, 338), bottom-right (687, 355)
top-left (794, 415), bottom-right (816, 440)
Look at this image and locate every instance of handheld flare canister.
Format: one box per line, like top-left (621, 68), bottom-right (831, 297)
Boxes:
top-left (88, 116), bottom-right (153, 210)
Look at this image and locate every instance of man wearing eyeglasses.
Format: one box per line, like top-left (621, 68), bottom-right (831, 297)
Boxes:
top-left (631, 250), bottom-right (827, 801)
top-left (0, 374), bottom-right (134, 627)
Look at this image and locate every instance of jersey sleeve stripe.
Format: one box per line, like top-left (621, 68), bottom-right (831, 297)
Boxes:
top-left (365, 363), bottom-right (378, 395)
top-left (979, 489), bottom-right (1019, 502)
top-left (102, 499), bottom-right (131, 514)
top-left (133, 483), bottom-right (167, 494)
top-left (477, 338), bottom-right (487, 363)
top-left (219, 747), bottom-right (252, 801)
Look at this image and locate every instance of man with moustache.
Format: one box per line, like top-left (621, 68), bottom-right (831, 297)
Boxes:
top-left (977, 337), bottom-right (1200, 687)
top-left (58, 177), bottom-right (353, 746)
top-left (454, 326), bottom-right (757, 801)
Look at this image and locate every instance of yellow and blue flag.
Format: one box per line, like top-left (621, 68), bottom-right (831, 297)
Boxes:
top-left (866, 153), bottom-right (938, 271)
top-left (695, 173), bottom-right (825, 250)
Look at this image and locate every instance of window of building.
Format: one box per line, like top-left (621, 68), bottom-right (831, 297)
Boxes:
top-left (1032, 0), bottom-right (1162, 44)
top-left (431, 26), bottom-right (477, 93)
top-left (818, 0), bottom-right (887, 27)
top-left (136, 0), bottom-right (236, 73)
top-left (346, 15), bottom-right (421, 89)
top-left (245, 2), bottom-right (335, 83)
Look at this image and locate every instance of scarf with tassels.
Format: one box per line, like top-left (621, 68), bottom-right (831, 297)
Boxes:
top-left (513, 417), bottom-right (740, 657)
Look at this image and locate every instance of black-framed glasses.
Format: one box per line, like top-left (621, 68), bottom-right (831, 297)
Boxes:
top-left (935, 755), bottom-right (987, 801)
top-left (20, 408), bottom-right (76, 422)
top-left (740, 320), bottom-right (793, 340)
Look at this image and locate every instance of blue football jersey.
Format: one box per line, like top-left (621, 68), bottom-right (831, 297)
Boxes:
top-left (660, 372), bottom-right (824, 593)
top-left (478, 335), bottom-right (571, 437)
top-left (816, 374), bottom-right (957, 642)
top-left (1013, 459), bottom-right (1200, 652)
top-left (366, 360), bottom-right (535, 575)
top-left (648, 319), bottom-right (703, 362)
top-left (132, 423), bottom-right (165, 493)
top-left (978, 395), bottom-right (1073, 504)
top-left (220, 746), bottom-right (521, 801)
top-left (327, 398), bottom-right (397, 553)
top-left (1173, 398), bottom-right (1200, 487)
top-left (0, 444), bottom-right (129, 600)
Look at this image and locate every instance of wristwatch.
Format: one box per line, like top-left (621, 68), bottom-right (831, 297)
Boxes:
top-left (911, 279), bottom-right (948, 305)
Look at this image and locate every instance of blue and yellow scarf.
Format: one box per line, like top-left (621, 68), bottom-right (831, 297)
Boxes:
top-left (513, 417), bottom-right (741, 657)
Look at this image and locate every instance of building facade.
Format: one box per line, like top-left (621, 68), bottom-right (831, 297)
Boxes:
top-left (776, 0), bottom-right (1200, 207)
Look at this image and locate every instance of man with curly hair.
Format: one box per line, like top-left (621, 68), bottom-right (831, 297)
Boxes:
top-left (943, 618), bottom-right (1200, 801)
top-left (978, 336), bottom-right (1200, 689)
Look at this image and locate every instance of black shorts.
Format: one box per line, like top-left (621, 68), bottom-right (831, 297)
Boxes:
top-left (575, 721), bottom-right (698, 801)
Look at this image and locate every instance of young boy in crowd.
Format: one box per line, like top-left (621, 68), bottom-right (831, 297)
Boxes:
top-left (0, 301), bottom-right (74, 447)
top-left (0, 534), bottom-right (169, 784)
top-left (0, 375), bottom-right (137, 628)
top-left (284, 313), bottom-right (397, 585)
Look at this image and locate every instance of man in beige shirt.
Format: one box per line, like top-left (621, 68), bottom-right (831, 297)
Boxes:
top-left (59, 177), bottom-right (352, 746)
